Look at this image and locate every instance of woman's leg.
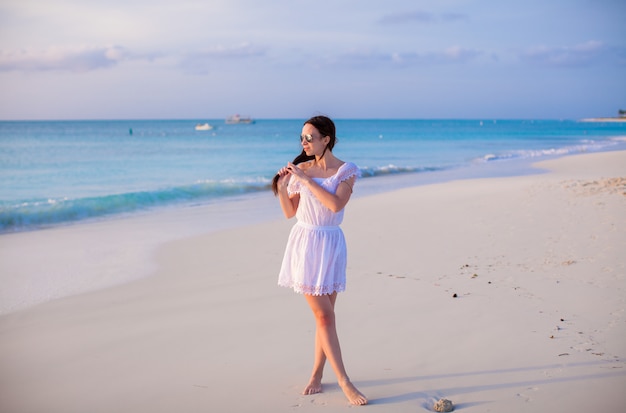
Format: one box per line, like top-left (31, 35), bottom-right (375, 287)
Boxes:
top-left (303, 292), bottom-right (368, 405)
top-left (302, 293), bottom-right (337, 395)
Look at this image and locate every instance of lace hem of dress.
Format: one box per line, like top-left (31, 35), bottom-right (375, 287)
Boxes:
top-left (278, 281), bottom-right (346, 296)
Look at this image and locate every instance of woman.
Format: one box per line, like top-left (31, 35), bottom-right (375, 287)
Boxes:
top-left (272, 116), bottom-right (368, 406)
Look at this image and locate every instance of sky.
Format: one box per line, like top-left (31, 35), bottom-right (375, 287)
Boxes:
top-left (0, 0), bottom-right (625, 120)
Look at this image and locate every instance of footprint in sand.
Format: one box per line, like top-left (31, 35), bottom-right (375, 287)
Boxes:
top-left (516, 386), bottom-right (538, 402)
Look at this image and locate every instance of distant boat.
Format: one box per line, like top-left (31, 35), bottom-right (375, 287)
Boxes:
top-left (195, 123), bottom-right (214, 131)
top-left (225, 114), bottom-right (255, 124)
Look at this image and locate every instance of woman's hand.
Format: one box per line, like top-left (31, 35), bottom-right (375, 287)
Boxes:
top-left (277, 165), bottom-right (292, 191)
top-left (277, 162), bottom-right (309, 191)
top-left (276, 163), bottom-right (299, 218)
top-left (285, 162), bottom-right (310, 183)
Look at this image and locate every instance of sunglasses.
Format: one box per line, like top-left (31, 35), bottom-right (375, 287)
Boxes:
top-left (300, 134), bottom-right (315, 143)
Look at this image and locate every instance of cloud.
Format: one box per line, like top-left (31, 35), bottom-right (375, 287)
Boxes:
top-left (185, 43), bottom-right (267, 59)
top-left (179, 43), bottom-right (268, 74)
top-left (379, 10), bottom-right (468, 25)
top-left (334, 46), bottom-right (482, 68)
top-left (0, 42), bottom-right (269, 75)
top-left (395, 46), bottom-right (482, 65)
top-left (379, 11), bottom-right (434, 25)
top-left (436, 46), bottom-right (482, 62)
top-left (520, 40), bottom-right (609, 67)
top-left (441, 12), bottom-right (468, 22)
top-left (0, 45), bottom-right (137, 72)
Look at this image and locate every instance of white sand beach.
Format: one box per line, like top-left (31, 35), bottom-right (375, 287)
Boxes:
top-left (1, 150), bottom-right (624, 412)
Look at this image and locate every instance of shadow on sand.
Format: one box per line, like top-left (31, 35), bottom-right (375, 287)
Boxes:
top-left (354, 360), bottom-right (624, 409)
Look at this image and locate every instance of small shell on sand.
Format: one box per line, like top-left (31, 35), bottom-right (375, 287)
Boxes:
top-left (433, 398), bottom-right (454, 412)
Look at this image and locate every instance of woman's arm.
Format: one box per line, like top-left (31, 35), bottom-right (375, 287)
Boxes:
top-left (305, 175), bottom-right (355, 213)
top-left (276, 168), bottom-right (299, 219)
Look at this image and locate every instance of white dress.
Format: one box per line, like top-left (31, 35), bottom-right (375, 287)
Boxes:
top-left (278, 162), bottom-right (361, 295)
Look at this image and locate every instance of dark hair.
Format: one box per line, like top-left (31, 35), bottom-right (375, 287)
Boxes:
top-left (271, 116), bottom-right (337, 195)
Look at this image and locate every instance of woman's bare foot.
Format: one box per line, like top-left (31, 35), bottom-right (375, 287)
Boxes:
top-left (302, 376), bottom-right (323, 395)
top-left (339, 379), bottom-right (368, 405)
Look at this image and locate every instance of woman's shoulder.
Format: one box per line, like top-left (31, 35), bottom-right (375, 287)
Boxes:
top-left (336, 161), bottom-right (361, 180)
top-left (337, 160), bottom-right (359, 172)
top-left (297, 160), bottom-right (315, 171)
top-left (338, 160), bottom-right (358, 169)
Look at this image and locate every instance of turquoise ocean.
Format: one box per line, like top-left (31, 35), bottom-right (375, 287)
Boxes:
top-left (1, 119), bottom-right (625, 234)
